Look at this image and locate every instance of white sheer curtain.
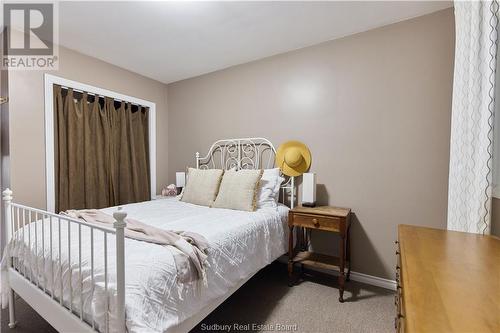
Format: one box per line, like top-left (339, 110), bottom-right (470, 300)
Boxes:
top-left (448, 1), bottom-right (499, 235)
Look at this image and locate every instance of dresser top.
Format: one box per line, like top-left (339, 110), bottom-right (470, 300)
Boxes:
top-left (398, 225), bottom-right (500, 333)
top-left (291, 206), bottom-right (351, 218)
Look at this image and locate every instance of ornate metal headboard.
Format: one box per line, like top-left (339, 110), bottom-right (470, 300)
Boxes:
top-left (195, 137), bottom-right (295, 208)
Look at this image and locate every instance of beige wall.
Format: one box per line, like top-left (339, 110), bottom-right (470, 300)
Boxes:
top-left (9, 45), bottom-right (169, 210)
top-left (167, 9), bottom-right (455, 279)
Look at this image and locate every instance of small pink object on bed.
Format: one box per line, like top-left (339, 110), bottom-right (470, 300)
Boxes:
top-left (161, 184), bottom-right (178, 197)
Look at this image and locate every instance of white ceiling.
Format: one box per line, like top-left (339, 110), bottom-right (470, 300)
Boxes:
top-left (59, 1), bottom-right (452, 84)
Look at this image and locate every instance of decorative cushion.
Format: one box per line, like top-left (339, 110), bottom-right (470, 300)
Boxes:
top-left (213, 169), bottom-right (263, 211)
top-left (180, 168), bottom-right (224, 207)
top-left (257, 168), bottom-right (284, 209)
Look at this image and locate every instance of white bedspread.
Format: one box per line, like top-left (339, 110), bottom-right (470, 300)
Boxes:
top-left (0, 198), bottom-right (288, 332)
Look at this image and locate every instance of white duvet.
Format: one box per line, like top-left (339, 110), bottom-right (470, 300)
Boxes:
top-left (0, 198), bottom-right (288, 332)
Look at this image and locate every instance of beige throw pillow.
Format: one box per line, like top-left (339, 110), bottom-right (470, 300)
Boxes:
top-left (213, 169), bottom-right (263, 212)
top-left (180, 168), bottom-right (224, 207)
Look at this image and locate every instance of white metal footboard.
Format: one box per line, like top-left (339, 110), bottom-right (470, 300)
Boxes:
top-left (2, 188), bottom-right (127, 333)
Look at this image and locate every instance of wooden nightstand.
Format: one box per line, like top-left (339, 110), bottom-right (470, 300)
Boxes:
top-left (288, 205), bottom-right (352, 302)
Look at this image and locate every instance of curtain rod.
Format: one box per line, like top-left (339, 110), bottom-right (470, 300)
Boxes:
top-left (59, 85), bottom-right (144, 107)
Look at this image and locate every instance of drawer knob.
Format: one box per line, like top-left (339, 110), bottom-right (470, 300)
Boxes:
top-left (312, 218), bottom-right (320, 228)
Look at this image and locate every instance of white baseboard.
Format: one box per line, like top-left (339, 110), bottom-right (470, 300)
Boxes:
top-left (276, 256), bottom-right (396, 291)
top-left (348, 271), bottom-right (396, 291)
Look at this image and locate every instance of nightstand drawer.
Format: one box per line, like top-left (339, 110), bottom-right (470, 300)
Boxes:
top-left (291, 214), bottom-right (340, 232)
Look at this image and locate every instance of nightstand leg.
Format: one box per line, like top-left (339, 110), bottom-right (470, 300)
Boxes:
top-left (288, 226), bottom-right (294, 286)
top-left (339, 234), bottom-right (346, 303)
top-left (346, 226), bottom-right (351, 281)
top-left (298, 226), bottom-right (303, 251)
top-left (299, 227), bottom-right (305, 276)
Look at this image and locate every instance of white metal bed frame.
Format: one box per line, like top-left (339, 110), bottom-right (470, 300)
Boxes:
top-left (196, 137), bottom-right (295, 209)
top-left (2, 137), bottom-right (294, 333)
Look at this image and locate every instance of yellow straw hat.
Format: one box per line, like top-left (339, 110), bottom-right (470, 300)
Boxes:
top-left (276, 140), bottom-right (312, 177)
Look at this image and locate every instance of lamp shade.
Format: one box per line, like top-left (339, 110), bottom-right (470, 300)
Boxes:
top-left (275, 141), bottom-right (312, 177)
top-left (302, 172), bottom-right (316, 206)
top-left (176, 172), bottom-right (186, 187)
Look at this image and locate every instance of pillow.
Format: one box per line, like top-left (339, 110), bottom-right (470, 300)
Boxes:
top-left (212, 169), bottom-right (263, 211)
top-left (180, 168), bottom-right (224, 207)
top-left (257, 168), bottom-right (284, 209)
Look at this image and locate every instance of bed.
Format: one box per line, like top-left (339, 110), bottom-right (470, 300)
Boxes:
top-left (0, 138), bottom-right (295, 333)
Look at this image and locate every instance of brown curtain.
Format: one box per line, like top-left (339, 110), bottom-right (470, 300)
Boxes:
top-left (54, 85), bottom-right (150, 212)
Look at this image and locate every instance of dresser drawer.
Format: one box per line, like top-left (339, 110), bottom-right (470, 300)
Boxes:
top-left (291, 213), bottom-right (341, 232)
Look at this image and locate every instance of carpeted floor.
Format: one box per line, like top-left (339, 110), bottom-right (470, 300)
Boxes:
top-left (1, 263), bottom-right (395, 333)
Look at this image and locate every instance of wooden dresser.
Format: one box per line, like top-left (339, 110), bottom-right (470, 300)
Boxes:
top-left (396, 225), bottom-right (500, 333)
